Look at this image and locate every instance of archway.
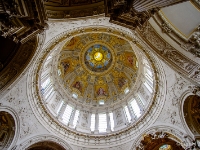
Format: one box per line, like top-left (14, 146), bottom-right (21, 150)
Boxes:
top-left (17, 135), bottom-right (73, 150)
top-left (136, 132), bottom-right (184, 150)
top-left (0, 111), bottom-right (15, 150)
top-left (27, 141), bottom-right (65, 150)
top-left (183, 95), bottom-right (200, 135)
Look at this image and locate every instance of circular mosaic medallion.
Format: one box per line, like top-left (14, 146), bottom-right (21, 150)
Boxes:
top-left (84, 44), bottom-right (112, 72)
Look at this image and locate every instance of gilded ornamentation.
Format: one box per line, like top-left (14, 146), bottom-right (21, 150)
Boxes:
top-left (58, 32), bottom-right (138, 102)
top-left (85, 44), bottom-right (112, 72)
top-left (136, 132), bottom-right (184, 150)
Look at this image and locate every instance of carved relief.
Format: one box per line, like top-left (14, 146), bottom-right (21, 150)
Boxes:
top-left (80, 111), bottom-right (89, 128)
top-left (138, 22), bottom-right (200, 83)
top-left (189, 25), bottom-right (200, 57)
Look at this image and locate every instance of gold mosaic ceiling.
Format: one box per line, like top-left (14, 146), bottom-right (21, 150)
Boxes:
top-left (58, 32), bottom-right (138, 103)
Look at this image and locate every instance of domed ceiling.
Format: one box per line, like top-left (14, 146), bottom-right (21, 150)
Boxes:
top-left (34, 26), bottom-right (160, 138)
top-left (58, 33), bottom-right (138, 104)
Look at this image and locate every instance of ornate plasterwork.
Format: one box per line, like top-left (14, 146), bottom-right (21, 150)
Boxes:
top-left (189, 25), bottom-right (200, 57)
top-left (135, 132), bottom-right (184, 150)
top-left (154, 11), bottom-right (200, 58)
top-left (132, 126), bottom-right (194, 150)
top-left (137, 21), bottom-right (200, 84)
top-left (155, 73), bottom-right (190, 130)
top-left (27, 25), bottom-right (166, 146)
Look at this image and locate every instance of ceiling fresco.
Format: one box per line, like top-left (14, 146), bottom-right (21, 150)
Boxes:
top-left (58, 33), bottom-right (138, 103)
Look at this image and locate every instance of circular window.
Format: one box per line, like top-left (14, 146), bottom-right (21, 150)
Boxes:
top-left (85, 44), bottom-right (112, 72)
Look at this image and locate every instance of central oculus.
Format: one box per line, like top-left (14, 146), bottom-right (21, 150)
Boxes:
top-left (84, 44), bottom-right (112, 73)
top-left (94, 52), bottom-right (103, 61)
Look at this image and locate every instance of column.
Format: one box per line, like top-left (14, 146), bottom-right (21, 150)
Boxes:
top-left (106, 112), bottom-right (111, 133)
top-left (127, 103), bottom-right (136, 122)
top-left (45, 86), bottom-right (54, 104)
top-left (57, 102), bottom-right (67, 120)
top-left (136, 97), bottom-right (144, 114)
top-left (94, 112), bottom-right (99, 134)
top-left (69, 107), bottom-right (76, 128)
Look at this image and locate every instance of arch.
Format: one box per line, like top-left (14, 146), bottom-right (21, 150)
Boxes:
top-left (27, 141), bottom-right (66, 150)
top-left (0, 106), bottom-right (20, 150)
top-left (17, 134), bottom-right (73, 150)
top-left (183, 94), bottom-right (200, 135)
top-left (131, 126), bottom-right (194, 150)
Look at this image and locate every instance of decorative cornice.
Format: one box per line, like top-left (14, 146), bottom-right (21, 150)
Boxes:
top-left (154, 11), bottom-right (200, 58)
top-left (137, 21), bottom-right (200, 84)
